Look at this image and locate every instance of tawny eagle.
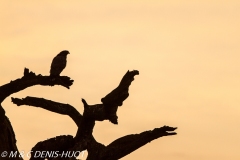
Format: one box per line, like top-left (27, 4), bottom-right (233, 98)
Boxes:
top-left (50, 50), bottom-right (70, 76)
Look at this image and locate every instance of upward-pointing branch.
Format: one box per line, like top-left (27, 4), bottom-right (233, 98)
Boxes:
top-left (101, 70), bottom-right (139, 124)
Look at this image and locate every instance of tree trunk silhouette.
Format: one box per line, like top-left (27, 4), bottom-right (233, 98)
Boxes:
top-left (0, 53), bottom-right (177, 160)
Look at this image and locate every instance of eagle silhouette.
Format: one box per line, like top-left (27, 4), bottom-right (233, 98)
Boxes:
top-left (50, 50), bottom-right (70, 76)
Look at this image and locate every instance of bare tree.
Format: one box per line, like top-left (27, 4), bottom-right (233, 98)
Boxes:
top-left (0, 53), bottom-right (177, 160)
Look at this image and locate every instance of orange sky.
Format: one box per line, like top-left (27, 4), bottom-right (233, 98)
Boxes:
top-left (0, 1), bottom-right (240, 159)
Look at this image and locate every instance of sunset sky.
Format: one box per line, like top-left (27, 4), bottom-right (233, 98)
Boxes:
top-left (0, 1), bottom-right (240, 159)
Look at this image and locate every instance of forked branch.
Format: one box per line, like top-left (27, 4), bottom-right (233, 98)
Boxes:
top-left (10, 68), bottom-right (177, 160)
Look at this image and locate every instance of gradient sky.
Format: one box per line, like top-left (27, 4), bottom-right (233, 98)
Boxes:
top-left (1, 1), bottom-right (240, 160)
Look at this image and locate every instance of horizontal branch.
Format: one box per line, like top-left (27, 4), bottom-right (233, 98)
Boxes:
top-left (0, 68), bottom-right (74, 102)
top-left (11, 96), bottom-right (82, 127)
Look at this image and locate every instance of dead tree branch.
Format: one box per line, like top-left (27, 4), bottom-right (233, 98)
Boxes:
top-left (11, 96), bottom-right (82, 127)
top-left (0, 67), bottom-right (73, 160)
top-left (5, 61), bottom-right (177, 160)
top-left (11, 69), bottom-right (177, 160)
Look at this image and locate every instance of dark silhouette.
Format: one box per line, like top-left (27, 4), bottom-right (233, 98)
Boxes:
top-left (50, 50), bottom-right (70, 76)
top-left (0, 52), bottom-right (177, 160)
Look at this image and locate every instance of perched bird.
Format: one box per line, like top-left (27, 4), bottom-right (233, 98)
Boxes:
top-left (50, 50), bottom-right (70, 76)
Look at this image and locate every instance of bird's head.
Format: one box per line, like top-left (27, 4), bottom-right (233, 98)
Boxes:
top-left (58, 50), bottom-right (70, 56)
